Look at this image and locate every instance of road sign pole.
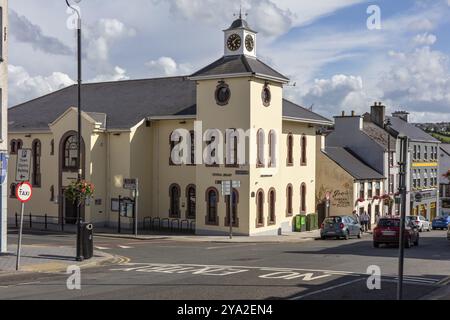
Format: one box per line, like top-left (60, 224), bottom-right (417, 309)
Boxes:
top-left (134, 179), bottom-right (139, 238)
top-left (16, 202), bottom-right (25, 271)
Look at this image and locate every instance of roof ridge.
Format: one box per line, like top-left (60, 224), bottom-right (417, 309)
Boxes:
top-left (84, 75), bottom-right (188, 86)
top-left (282, 98), bottom-right (332, 123)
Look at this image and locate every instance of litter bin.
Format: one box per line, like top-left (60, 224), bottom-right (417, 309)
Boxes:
top-left (300, 215), bottom-right (307, 232)
top-left (81, 223), bottom-right (94, 260)
top-left (294, 215), bottom-right (302, 232)
top-left (306, 214), bottom-right (319, 231)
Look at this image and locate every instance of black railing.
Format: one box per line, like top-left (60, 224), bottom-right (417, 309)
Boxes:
top-left (143, 217), bottom-right (195, 233)
top-left (14, 213), bottom-right (64, 231)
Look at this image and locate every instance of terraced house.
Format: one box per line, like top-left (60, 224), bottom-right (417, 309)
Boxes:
top-left (7, 17), bottom-right (332, 236)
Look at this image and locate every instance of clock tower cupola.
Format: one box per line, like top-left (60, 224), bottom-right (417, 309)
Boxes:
top-left (224, 10), bottom-right (257, 58)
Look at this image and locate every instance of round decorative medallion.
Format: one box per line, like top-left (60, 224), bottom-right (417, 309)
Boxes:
top-left (215, 82), bottom-right (231, 106)
top-left (262, 84), bottom-right (271, 107)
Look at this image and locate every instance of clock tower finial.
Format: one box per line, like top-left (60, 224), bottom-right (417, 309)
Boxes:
top-left (224, 11), bottom-right (257, 58)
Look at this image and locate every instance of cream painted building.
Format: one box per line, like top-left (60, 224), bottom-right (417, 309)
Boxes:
top-left (0, 0), bottom-right (8, 253)
top-left (316, 136), bottom-right (386, 227)
top-left (7, 17), bottom-right (332, 236)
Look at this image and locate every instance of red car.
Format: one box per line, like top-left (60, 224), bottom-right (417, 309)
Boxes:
top-left (373, 218), bottom-right (419, 248)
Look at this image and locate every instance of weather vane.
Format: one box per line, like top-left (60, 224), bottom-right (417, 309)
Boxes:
top-left (233, 5), bottom-right (248, 19)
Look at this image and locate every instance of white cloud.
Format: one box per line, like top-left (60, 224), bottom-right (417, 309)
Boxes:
top-left (145, 57), bottom-right (192, 76)
top-left (84, 18), bottom-right (136, 65)
top-left (413, 33), bottom-right (437, 46)
top-left (380, 47), bottom-right (450, 114)
top-left (301, 75), bottom-right (369, 115)
top-left (89, 66), bottom-right (130, 83)
top-left (9, 65), bottom-right (75, 106)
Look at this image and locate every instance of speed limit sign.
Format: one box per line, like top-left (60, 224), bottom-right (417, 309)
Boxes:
top-left (16, 182), bottom-right (33, 203)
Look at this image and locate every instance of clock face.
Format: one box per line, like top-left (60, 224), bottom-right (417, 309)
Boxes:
top-left (227, 34), bottom-right (241, 51)
top-left (245, 35), bottom-right (254, 52)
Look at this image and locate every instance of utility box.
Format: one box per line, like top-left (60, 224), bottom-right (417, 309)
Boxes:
top-left (294, 215), bottom-right (307, 232)
top-left (81, 223), bottom-right (94, 260)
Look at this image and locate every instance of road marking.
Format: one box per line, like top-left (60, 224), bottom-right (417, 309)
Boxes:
top-left (94, 246), bottom-right (111, 250)
top-left (117, 245), bottom-right (134, 249)
top-left (206, 244), bottom-right (256, 250)
top-left (289, 278), bottom-right (365, 300)
top-left (111, 262), bottom-right (357, 282)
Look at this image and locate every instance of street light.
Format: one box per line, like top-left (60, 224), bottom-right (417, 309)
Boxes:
top-left (384, 118), bottom-right (392, 215)
top-left (66, 0), bottom-right (83, 262)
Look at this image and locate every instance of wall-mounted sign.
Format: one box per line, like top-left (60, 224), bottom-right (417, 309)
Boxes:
top-left (123, 178), bottom-right (137, 190)
top-left (0, 154), bottom-right (8, 185)
top-left (15, 149), bottom-right (31, 182)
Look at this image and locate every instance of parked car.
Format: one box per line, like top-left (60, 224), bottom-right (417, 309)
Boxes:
top-left (320, 216), bottom-right (362, 240)
top-left (432, 216), bottom-right (450, 230)
top-left (373, 217), bottom-right (419, 248)
top-left (447, 226), bottom-right (450, 241)
top-left (407, 215), bottom-right (431, 232)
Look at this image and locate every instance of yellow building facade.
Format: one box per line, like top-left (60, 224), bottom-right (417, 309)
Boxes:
top-left (7, 17), bottom-right (333, 236)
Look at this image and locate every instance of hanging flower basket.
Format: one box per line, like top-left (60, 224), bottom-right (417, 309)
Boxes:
top-left (356, 197), bottom-right (365, 203)
top-left (443, 170), bottom-right (450, 179)
top-left (65, 180), bottom-right (95, 206)
top-left (372, 195), bottom-right (381, 201)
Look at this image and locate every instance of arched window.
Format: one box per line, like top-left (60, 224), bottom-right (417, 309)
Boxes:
top-left (10, 140), bottom-right (17, 155)
top-left (206, 187), bottom-right (219, 225)
top-left (256, 189), bottom-right (265, 227)
top-left (257, 129), bottom-right (265, 168)
top-left (268, 130), bottom-right (277, 168)
top-left (63, 135), bottom-right (79, 169)
top-left (268, 188), bottom-right (276, 225)
top-left (50, 185), bottom-right (55, 202)
top-left (50, 139), bottom-right (55, 156)
top-left (301, 135), bottom-right (307, 166)
top-left (226, 189), bottom-right (239, 227)
top-left (300, 183), bottom-right (307, 213)
top-left (286, 184), bottom-right (293, 217)
top-left (10, 183), bottom-right (17, 198)
top-left (287, 133), bottom-right (294, 166)
top-left (169, 184), bottom-right (181, 218)
top-left (32, 139), bottom-right (42, 187)
top-left (17, 139), bottom-right (23, 150)
top-left (186, 185), bottom-right (196, 219)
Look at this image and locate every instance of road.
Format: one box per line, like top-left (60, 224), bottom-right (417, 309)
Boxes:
top-left (0, 230), bottom-right (449, 300)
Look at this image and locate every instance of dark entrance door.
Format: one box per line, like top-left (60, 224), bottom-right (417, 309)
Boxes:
top-left (64, 195), bottom-right (78, 225)
top-left (317, 202), bottom-right (327, 227)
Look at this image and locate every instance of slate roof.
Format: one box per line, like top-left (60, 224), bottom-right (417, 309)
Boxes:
top-left (189, 55), bottom-right (289, 82)
top-left (387, 116), bottom-right (440, 143)
top-left (225, 18), bottom-right (257, 33)
top-left (283, 99), bottom-right (332, 125)
top-left (323, 147), bottom-right (385, 180)
top-left (9, 76), bottom-right (332, 132)
top-left (362, 119), bottom-right (396, 151)
top-left (440, 143), bottom-right (450, 156)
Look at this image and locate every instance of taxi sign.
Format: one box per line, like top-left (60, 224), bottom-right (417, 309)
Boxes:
top-left (16, 182), bottom-right (33, 203)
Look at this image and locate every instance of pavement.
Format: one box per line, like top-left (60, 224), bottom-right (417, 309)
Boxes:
top-left (0, 244), bottom-right (115, 276)
top-left (0, 230), bottom-right (449, 300)
top-left (94, 228), bottom-right (322, 243)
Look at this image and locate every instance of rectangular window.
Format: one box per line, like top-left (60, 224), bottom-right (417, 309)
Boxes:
top-left (424, 146), bottom-right (428, 160)
top-left (359, 182), bottom-right (365, 199)
top-left (417, 146), bottom-right (421, 160)
top-left (375, 182), bottom-right (381, 196)
top-left (389, 152), bottom-right (394, 167)
top-left (367, 182), bottom-right (373, 198)
top-left (413, 145), bottom-right (417, 160)
top-left (389, 174), bottom-right (394, 194)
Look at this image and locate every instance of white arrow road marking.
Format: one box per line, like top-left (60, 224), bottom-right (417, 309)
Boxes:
top-left (117, 245), bottom-right (133, 249)
top-left (94, 246), bottom-right (111, 250)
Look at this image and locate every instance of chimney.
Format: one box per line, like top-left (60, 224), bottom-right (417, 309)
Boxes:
top-left (392, 111), bottom-right (409, 122)
top-left (370, 102), bottom-right (386, 127)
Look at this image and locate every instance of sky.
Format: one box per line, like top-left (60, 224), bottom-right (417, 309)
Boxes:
top-left (7, 0), bottom-right (450, 123)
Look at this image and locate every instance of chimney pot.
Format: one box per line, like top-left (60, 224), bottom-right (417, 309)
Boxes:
top-left (342, 111), bottom-right (345, 117)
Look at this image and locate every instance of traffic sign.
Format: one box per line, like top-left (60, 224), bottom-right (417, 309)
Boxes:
top-left (0, 153), bottom-right (8, 185)
top-left (123, 178), bottom-right (138, 190)
top-left (16, 149), bottom-right (32, 182)
top-left (16, 182), bottom-right (33, 203)
top-left (221, 181), bottom-right (231, 196)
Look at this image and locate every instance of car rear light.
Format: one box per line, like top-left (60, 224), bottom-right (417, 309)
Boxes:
top-left (339, 223), bottom-right (345, 229)
top-left (321, 223), bottom-right (324, 229)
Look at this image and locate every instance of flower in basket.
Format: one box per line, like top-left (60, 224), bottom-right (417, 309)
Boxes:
top-left (65, 180), bottom-right (95, 205)
top-left (443, 170), bottom-right (450, 179)
top-left (357, 197), bottom-right (365, 203)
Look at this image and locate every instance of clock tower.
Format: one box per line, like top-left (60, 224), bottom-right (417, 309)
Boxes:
top-left (224, 12), bottom-right (257, 58)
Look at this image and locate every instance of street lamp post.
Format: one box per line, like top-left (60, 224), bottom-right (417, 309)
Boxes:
top-left (384, 118), bottom-right (392, 216)
top-left (66, 0), bottom-right (83, 262)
